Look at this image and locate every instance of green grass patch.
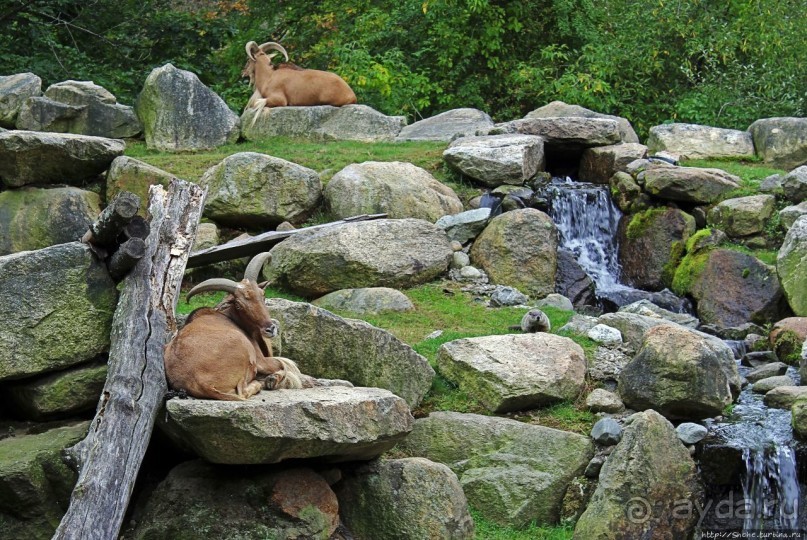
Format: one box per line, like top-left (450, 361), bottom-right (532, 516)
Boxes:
top-left (471, 510), bottom-right (574, 540)
top-left (680, 158), bottom-right (786, 199)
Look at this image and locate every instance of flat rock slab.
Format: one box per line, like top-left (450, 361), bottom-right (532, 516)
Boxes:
top-left (160, 386), bottom-right (413, 464)
top-left (443, 134), bottom-right (545, 187)
top-left (647, 123), bottom-right (754, 160)
top-left (396, 108), bottom-right (494, 141)
top-left (641, 166), bottom-right (740, 204)
top-left (437, 333), bottom-right (586, 412)
top-left (502, 116), bottom-right (621, 147)
top-left (0, 130), bottom-right (124, 187)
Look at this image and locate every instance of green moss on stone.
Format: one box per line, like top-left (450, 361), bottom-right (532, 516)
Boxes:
top-left (671, 250), bottom-right (711, 296)
top-left (625, 208), bottom-right (666, 240)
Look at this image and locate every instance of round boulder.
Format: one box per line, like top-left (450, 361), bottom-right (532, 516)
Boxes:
top-left (325, 161), bottom-right (462, 221)
top-left (312, 287), bottom-right (414, 315)
top-left (0, 73), bottom-right (41, 128)
top-left (707, 194), bottom-right (776, 238)
top-left (618, 324), bottom-right (741, 420)
top-left (748, 117), bottom-right (807, 170)
top-left (470, 208), bottom-right (557, 298)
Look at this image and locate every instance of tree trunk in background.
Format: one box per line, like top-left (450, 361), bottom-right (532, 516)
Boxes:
top-left (53, 179), bottom-right (206, 540)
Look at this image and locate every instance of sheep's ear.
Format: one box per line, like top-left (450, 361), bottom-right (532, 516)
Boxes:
top-left (257, 281), bottom-right (269, 290)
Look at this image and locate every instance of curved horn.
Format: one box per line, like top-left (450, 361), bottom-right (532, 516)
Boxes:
top-left (187, 278), bottom-right (241, 301)
top-left (244, 252), bottom-right (272, 283)
top-left (245, 41), bottom-right (259, 62)
top-left (258, 42), bottom-right (289, 63)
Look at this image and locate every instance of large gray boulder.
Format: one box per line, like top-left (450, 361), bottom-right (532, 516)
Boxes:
top-left (646, 123), bottom-right (755, 160)
top-left (618, 324), bottom-right (741, 420)
top-left (160, 386), bottom-right (413, 464)
top-left (578, 143), bottom-right (648, 184)
top-left (641, 165), bottom-right (740, 204)
top-left (396, 108), bottom-right (494, 141)
top-left (748, 117), bottom-right (807, 170)
top-left (199, 152), bottom-right (322, 228)
top-left (0, 73), bottom-right (41, 128)
top-left (242, 104), bottom-right (406, 142)
top-left (501, 116), bottom-right (622, 148)
top-left (707, 194), bottom-right (777, 237)
top-left (325, 161), bottom-right (462, 221)
top-left (136, 63), bottom-right (240, 151)
top-left (523, 101), bottom-right (639, 143)
top-left (0, 186), bottom-right (101, 255)
top-left (0, 421), bottom-right (88, 540)
top-left (129, 462), bottom-right (340, 540)
top-left (470, 208), bottom-right (557, 298)
top-left (336, 458), bottom-right (475, 540)
top-left (265, 298), bottom-right (434, 407)
top-left (618, 207), bottom-right (696, 290)
top-left (396, 412), bottom-right (594, 527)
top-left (0, 130), bottom-right (124, 188)
top-left (782, 165), bottom-right (807, 203)
top-left (573, 410), bottom-right (701, 540)
top-left (436, 333), bottom-right (587, 412)
top-left (442, 134), bottom-right (545, 187)
top-left (5, 361), bottom-right (107, 420)
top-left (105, 155), bottom-right (175, 210)
top-left (312, 287), bottom-right (414, 315)
top-left (778, 215), bottom-right (807, 316)
top-left (17, 80), bottom-right (142, 138)
top-left (0, 242), bottom-right (117, 381)
top-left (264, 218), bottom-right (452, 297)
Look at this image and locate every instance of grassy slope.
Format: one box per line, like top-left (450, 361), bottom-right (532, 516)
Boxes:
top-left (152, 142), bottom-right (781, 539)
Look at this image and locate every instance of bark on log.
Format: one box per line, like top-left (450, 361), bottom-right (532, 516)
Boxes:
top-left (186, 213), bottom-right (387, 268)
top-left (81, 191), bottom-right (140, 247)
top-left (107, 237), bottom-right (146, 281)
top-left (119, 215), bottom-right (150, 242)
top-left (53, 179), bottom-right (206, 540)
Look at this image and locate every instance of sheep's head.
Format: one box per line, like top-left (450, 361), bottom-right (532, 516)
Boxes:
top-left (186, 252), bottom-right (276, 338)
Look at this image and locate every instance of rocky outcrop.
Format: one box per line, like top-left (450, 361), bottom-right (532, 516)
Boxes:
top-left (707, 194), bottom-right (776, 238)
top-left (578, 143), bottom-right (647, 184)
top-left (0, 187), bottom-right (101, 255)
top-left (325, 161), bottom-right (462, 221)
top-left (136, 63), bottom-right (239, 151)
top-left (265, 298), bottom-right (435, 407)
top-left (129, 462), bottom-right (340, 540)
top-left (573, 410), bottom-right (701, 539)
top-left (397, 411), bottom-right (594, 527)
top-left (160, 386), bottom-right (413, 464)
top-left (646, 123), bottom-right (755, 160)
top-left (778, 215), bottom-right (807, 316)
top-left (523, 101), bottom-right (639, 143)
top-left (312, 287), bottom-right (414, 314)
top-left (336, 458), bottom-right (475, 539)
top-left (470, 208), bottom-right (557, 298)
top-left (5, 361), bottom-right (107, 420)
top-left (17, 80), bottom-right (141, 138)
top-left (748, 117), bottom-right (807, 170)
top-left (242, 104), bottom-right (406, 142)
top-left (396, 108), bottom-right (493, 141)
top-left (105, 156), bottom-right (175, 210)
top-left (0, 421), bottom-right (88, 540)
top-left (641, 165), bottom-right (740, 204)
top-left (442, 134), bottom-right (545, 186)
top-left (199, 152), bottom-right (322, 228)
top-left (437, 333), bottom-right (586, 412)
top-left (0, 73), bottom-right (42, 128)
top-left (0, 242), bottom-right (117, 381)
top-left (618, 324), bottom-right (741, 420)
top-left (0, 131), bottom-right (124, 187)
top-left (619, 207), bottom-right (696, 290)
top-left (264, 218), bottom-right (452, 297)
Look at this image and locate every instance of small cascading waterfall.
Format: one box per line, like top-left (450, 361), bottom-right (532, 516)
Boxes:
top-left (546, 177), bottom-right (628, 294)
top-left (742, 445), bottom-right (800, 530)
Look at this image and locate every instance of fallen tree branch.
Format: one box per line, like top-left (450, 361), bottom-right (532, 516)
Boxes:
top-left (187, 213), bottom-right (387, 268)
top-left (53, 179), bottom-right (206, 540)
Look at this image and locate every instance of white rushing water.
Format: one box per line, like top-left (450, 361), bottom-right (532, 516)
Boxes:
top-left (546, 177), bottom-right (628, 293)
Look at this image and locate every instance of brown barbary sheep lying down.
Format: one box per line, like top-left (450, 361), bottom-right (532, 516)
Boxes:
top-left (164, 252), bottom-right (303, 401)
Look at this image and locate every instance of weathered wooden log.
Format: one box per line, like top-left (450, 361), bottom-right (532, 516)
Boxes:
top-left (53, 179), bottom-right (206, 540)
top-left (107, 237), bottom-right (146, 281)
top-left (81, 191), bottom-right (140, 247)
top-left (119, 215), bottom-right (150, 242)
top-left (186, 213), bottom-right (387, 268)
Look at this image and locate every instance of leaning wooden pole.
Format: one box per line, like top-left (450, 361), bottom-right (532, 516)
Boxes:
top-left (53, 179), bottom-right (206, 540)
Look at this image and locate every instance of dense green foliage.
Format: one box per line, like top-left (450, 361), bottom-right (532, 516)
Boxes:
top-left (2, 0), bottom-right (804, 135)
